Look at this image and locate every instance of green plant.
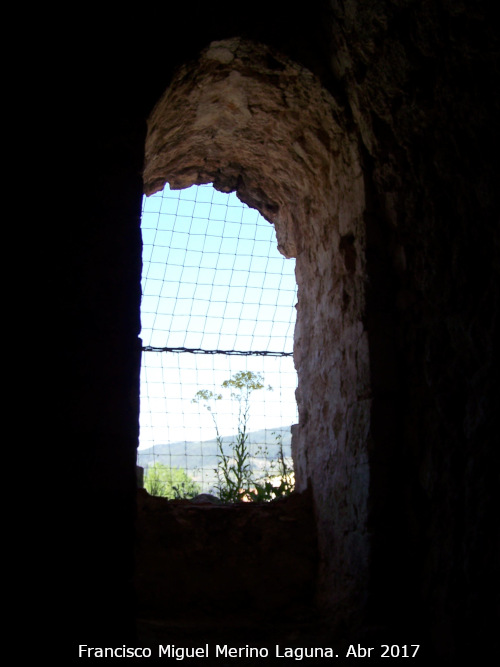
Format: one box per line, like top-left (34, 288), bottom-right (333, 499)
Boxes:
top-left (249, 431), bottom-right (295, 501)
top-left (143, 463), bottom-right (201, 499)
top-left (192, 371), bottom-right (294, 503)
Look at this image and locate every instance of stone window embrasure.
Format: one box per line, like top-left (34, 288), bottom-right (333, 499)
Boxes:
top-left (142, 38), bottom-right (370, 616)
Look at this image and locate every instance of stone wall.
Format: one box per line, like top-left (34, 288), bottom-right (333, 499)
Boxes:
top-left (40, 2), bottom-right (498, 659)
top-left (143, 38), bottom-right (371, 626)
top-left (141, 13), bottom-right (498, 652)
top-left (323, 2), bottom-right (499, 652)
top-left (135, 489), bottom-right (318, 621)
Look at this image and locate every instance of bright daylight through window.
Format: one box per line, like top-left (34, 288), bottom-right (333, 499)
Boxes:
top-left (138, 183), bottom-right (298, 501)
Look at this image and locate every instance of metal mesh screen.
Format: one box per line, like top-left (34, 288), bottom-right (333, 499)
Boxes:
top-left (138, 183), bottom-right (297, 497)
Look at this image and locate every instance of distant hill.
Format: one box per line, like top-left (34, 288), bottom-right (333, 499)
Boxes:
top-left (137, 425), bottom-right (292, 491)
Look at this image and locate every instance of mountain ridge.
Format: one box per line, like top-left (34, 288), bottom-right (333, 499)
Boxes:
top-left (137, 424), bottom-right (292, 481)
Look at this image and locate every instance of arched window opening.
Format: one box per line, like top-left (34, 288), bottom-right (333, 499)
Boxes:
top-left (138, 182), bottom-right (298, 500)
top-left (139, 37), bottom-right (370, 620)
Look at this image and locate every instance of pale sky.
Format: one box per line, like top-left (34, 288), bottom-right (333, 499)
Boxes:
top-left (139, 183), bottom-right (298, 449)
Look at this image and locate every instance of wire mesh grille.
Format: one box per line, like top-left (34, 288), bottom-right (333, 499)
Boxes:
top-left (138, 183), bottom-right (298, 496)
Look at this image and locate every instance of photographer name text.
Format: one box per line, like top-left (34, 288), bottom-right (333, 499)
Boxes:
top-left (78, 643), bottom-right (420, 660)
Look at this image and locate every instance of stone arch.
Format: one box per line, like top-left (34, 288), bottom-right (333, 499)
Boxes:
top-left (143, 37), bottom-right (370, 621)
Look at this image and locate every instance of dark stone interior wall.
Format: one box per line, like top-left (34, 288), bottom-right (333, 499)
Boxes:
top-left (327, 3), bottom-right (499, 652)
top-left (41, 1), bottom-right (498, 659)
